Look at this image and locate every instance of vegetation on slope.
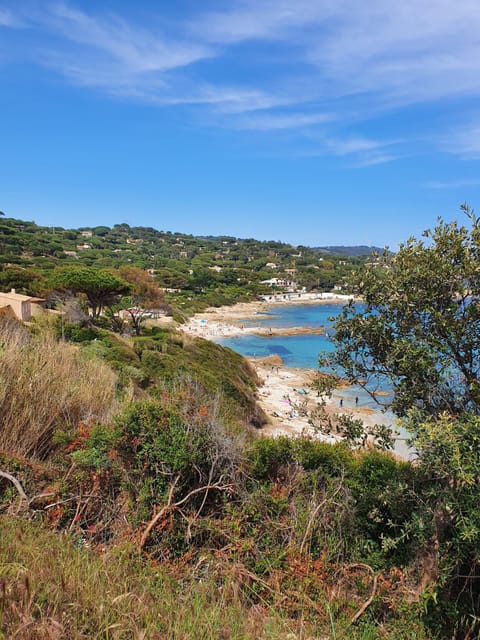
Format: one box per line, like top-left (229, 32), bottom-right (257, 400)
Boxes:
top-left (321, 205), bottom-right (480, 636)
top-left (0, 214), bottom-right (367, 316)
top-left (1, 207), bottom-right (480, 638)
top-left (0, 320), bottom-right (117, 459)
top-left (0, 317), bottom-right (432, 639)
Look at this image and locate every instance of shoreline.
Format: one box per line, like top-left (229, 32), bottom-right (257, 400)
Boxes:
top-left (181, 294), bottom-right (353, 339)
top-left (249, 358), bottom-right (388, 441)
top-left (181, 296), bottom-right (403, 453)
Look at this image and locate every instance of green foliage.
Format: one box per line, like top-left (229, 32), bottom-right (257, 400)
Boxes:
top-left (49, 267), bottom-right (130, 317)
top-left (413, 412), bottom-right (480, 626)
top-left (326, 206), bottom-right (480, 420)
top-left (0, 265), bottom-right (44, 295)
top-left (71, 423), bottom-right (120, 471)
top-left (247, 436), bottom-right (355, 480)
top-left (324, 206), bottom-right (480, 635)
top-left (62, 322), bottom-right (99, 343)
top-left (131, 331), bottom-right (265, 427)
top-left (118, 403), bottom-right (197, 486)
top-left (348, 450), bottom-right (422, 566)
top-left (0, 214), bottom-right (366, 315)
top-left (112, 400), bottom-right (240, 530)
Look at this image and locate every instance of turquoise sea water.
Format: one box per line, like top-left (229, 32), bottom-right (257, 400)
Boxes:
top-left (216, 303), bottom-right (408, 453)
top-left (216, 302), bottom-right (369, 408)
top-left (217, 302), bottom-right (345, 369)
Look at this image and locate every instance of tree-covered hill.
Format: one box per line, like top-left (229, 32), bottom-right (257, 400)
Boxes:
top-left (0, 215), bottom-right (368, 303)
top-left (313, 244), bottom-right (388, 257)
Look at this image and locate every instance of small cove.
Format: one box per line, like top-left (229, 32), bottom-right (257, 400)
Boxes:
top-left (215, 301), bottom-right (410, 457)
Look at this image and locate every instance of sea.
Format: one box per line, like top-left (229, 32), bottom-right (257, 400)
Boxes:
top-left (217, 302), bottom-right (341, 369)
top-left (216, 302), bottom-right (410, 457)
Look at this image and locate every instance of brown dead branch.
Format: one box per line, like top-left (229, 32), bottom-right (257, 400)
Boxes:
top-left (346, 563), bottom-right (378, 624)
top-left (139, 476), bottom-right (231, 550)
top-left (28, 492), bottom-right (55, 507)
top-left (0, 470), bottom-right (28, 503)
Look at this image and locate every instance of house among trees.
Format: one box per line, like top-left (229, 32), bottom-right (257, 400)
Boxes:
top-left (0, 289), bottom-right (46, 322)
top-left (260, 277), bottom-right (298, 291)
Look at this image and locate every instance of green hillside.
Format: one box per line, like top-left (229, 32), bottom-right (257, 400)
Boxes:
top-left (0, 216), bottom-right (365, 313)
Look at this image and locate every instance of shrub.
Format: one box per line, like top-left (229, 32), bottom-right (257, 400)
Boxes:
top-left (62, 322), bottom-right (99, 343)
top-left (113, 400), bottom-right (242, 531)
top-left (0, 320), bottom-right (118, 459)
top-left (247, 436), bottom-right (354, 480)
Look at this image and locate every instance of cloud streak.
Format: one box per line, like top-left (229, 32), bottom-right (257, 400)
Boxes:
top-left (194, 0), bottom-right (480, 106)
top-left (425, 178), bottom-right (480, 189)
top-left (4, 0), bottom-right (480, 163)
top-left (6, 2), bottom-right (294, 114)
top-left (232, 111), bottom-right (333, 130)
top-left (0, 7), bottom-right (20, 27)
top-left (32, 2), bottom-right (212, 97)
top-left (45, 3), bottom-right (211, 74)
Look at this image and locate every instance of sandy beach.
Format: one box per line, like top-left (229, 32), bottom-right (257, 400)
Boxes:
top-left (181, 294), bottom-right (354, 339)
top-left (181, 297), bottom-right (399, 447)
top-left (249, 357), bottom-right (387, 440)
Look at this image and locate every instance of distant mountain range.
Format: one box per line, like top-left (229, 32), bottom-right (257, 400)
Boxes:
top-left (313, 245), bottom-right (388, 257)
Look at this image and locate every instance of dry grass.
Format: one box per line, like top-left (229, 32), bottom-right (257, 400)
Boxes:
top-left (0, 517), bottom-right (309, 640)
top-left (0, 320), bottom-right (118, 459)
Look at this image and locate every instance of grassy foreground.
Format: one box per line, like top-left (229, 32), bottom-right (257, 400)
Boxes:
top-left (0, 517), bottom-right (299, 639)
top-left (0, 319), bottom-right (458, 639)
top-left (0, 517), bottom-right (430, 640)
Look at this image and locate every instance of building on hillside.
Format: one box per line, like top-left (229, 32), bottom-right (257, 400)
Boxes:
top-left (260, 277), bottom-right (299, 291)
top-left (0, 289), bottom-right (46, 322)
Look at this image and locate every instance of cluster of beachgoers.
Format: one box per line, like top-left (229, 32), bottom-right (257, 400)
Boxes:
top-left (181, 296), bottom-right (393, 446)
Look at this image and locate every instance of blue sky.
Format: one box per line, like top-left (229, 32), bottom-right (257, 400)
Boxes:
top-left (1, 0), bottom-right (480, 248)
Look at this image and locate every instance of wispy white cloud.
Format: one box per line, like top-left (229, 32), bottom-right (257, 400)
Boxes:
top-left (326, 135), bottom-right (405, 167)
top-left (0, 7), bottom-right (19, 27)
top-left (349, 153), bottom-right (399, 168)
top-left (5, 0), bottom-right (480, 164)
top-left (8, 2), bottom-right (293, 114)
top-left (194, 0), bottom-right (480, 107)
top-left (325, 136), bottom-right (385, 156)
top-left (425, 178), bottom-right (480, 189)
top-left (33, 2), bottom-right (212, 96)
top-left (438, 122), bottom-right (480, 159)
top-left (232, 111), bottom-right (332, 130)
top-left (290, 134), bottom-right (404, 166)
top-left (199, 87), bottom-right (297, 114)
top-left (189, 0), bottom-right (333, 44)
top-left (45, 3), bottom-right (210, 74)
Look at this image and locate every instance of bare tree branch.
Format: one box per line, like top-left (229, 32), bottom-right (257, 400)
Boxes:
top-left (0, 470), bottom-right (28, 502)
top-left (347, 563), bottom-right (378, 624)
top-left (139, 476), bottom-right (231, 550)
